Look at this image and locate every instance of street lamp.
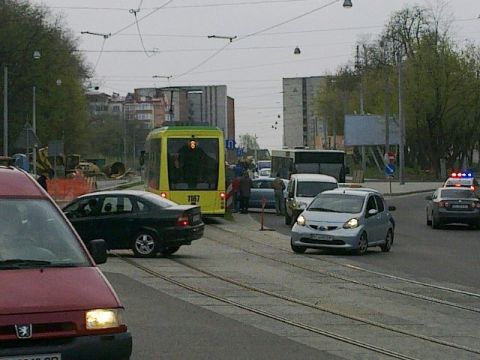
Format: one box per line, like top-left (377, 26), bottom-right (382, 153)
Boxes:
top-left (32, 50), bottom-right (41, 176)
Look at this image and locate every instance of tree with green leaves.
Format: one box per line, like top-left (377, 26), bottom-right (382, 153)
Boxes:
top-left (314, 4), bottom-right (480, 178)
top-left (238, 133), bottom-right (260, 151)
top-left (0, 0), bottom-right (90, 156)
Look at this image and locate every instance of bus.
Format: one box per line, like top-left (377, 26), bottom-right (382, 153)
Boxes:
top-left (144, 124), bottom-right (226, 217)
top-left (271, 149), bottom-right (347, 182)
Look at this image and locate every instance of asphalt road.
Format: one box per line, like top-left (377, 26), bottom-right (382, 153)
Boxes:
top-left (104, 271), bottom-right (340, 360)
top-left (248, 193), bottom-right (480, 289)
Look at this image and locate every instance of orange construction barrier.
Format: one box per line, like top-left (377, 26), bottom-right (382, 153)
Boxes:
top-left (47, 175), bottom-right (95, 203)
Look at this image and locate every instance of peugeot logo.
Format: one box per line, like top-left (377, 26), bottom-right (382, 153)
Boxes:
top-left (15, 324), bottom-right (32, 339)
top-left (319, 226), bottom-right (327, 231)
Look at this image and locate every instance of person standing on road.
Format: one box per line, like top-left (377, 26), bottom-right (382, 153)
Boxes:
top-left (271, 173), bottom-right (285, 216)
top-left (239, 172), bottom-right (253, 214)
top-left (231, 175), bottom-right (241, 212)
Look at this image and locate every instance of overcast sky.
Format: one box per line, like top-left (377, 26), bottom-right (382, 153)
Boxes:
top-left (32, 0), bottom-right (480, 149)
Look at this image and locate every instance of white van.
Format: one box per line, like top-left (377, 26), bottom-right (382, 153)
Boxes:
top-left (285, 173), bottom-right (338, 225)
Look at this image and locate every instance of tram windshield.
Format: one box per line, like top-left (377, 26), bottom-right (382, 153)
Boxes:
top-left (167, 138), bottom-right (219, 190)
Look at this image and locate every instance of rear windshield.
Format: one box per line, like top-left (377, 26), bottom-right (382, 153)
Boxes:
top-left (308, 194), bottom-right (364, 213)
top-left (0, 199), bottom-right (89, 269)
top-left (440, 189), bottom-right (476, 198)
top-left (167, 138), bottom-right (219, 190)
top-left (296, 181), bottom-right (338, 197)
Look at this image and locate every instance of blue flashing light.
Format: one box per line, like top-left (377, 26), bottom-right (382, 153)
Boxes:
top-left (451, 171), bottom-right (474, 178)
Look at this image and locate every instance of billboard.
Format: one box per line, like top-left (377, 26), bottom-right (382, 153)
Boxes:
top-left (344, 115), bottom-right (400, 146)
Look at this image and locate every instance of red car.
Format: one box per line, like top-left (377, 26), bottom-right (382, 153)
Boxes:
top-left (0, 166), bottom-right (132, 359)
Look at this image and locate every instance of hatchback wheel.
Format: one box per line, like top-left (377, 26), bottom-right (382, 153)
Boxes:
top-left (291, 238), bottom-right (306, 254)
top-left (380, 230), bottom-right (393, 252)
top-left (132, 231), bottom-right (159, 257)
top-left (159, 246), bottom-right (180, 256)
top-left (355, 233), bottom-right (368, 255)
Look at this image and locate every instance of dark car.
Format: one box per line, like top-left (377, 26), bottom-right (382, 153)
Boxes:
top-left (426, 187), bottom-right (480, 229)
top-left (63, 190), bottom-right (204, 257)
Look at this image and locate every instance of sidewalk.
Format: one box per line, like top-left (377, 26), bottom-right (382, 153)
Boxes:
top-left (360, 180), bottom-right (443, 196)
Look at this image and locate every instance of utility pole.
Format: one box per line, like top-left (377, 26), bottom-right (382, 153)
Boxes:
top-left (380, 40), bottom-right (390, 164)
top-left (32, 85), bottom-right (37, 175)
top-left (397, 50), bottom-right (405, 185)
top-left (355, 45), bottom-right (366, 175)
top-left (3, 66), bottom-right (7, 156)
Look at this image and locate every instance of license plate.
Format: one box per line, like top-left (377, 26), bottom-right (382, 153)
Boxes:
top-left (192, 214), bottom-right (201, 222)
top-left (0, 354), bottom-right (61, 360)
top-left (452, 204), bottom-right (468, 209)
top-left (311, 234), bottom-right (333, 241)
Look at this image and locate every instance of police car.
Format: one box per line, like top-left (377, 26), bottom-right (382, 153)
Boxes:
top-left (443, 172), bottom-right (479, 193)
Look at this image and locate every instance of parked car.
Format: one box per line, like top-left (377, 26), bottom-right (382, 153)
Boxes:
top-left (290, 188), bottom-right (396, 255)
top-left (63, 190), bottom-right (204, 257)
top-left (285, 174), bottom-right (338, 225)
top-left (257, 168), bottom-right (271, 178)
top-left (0, 166), bottom-right (132, 359)
top-left (425, 187), bottom-right (480, 229)
top-left (249, 177), bottom-right (288, 210)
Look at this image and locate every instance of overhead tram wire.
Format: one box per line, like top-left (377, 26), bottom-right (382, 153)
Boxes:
top-left (110, 0), bottom-right (175, 37)
top-left (235, 0), bottom-right (340, 42)
top-left (168, 0), bottom-right (343, 79)
top-left (49, 0), bottom-right (319, 11)
top-left (129, 2), bottom-right (156, 58)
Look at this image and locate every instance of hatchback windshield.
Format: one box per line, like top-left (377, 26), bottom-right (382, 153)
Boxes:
top-left (296, 181), bottom-right (338, 197)
top-left (308, 194), bottom-right (365, 213)
top-left (0, 199), bottom-right (89, 268)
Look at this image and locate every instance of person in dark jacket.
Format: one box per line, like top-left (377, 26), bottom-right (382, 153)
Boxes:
top-left (37, 172), bottom-right (48, 192)
top-left (239, 172), bottom-right (253, 214)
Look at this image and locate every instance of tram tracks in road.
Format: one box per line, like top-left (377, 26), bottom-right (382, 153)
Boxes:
top-left (208, 223), bottom-right (480, 312)
top-left (117, 254), bottom-right (480, 360)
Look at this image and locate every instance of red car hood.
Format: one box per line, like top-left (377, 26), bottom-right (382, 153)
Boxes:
top-left (0, 267), bottom-right (120, 315)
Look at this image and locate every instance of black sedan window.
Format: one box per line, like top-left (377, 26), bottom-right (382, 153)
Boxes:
top-left (64, 196), bottom-right (101, 218)
top-left (101, 196), bottom-right (133, 214)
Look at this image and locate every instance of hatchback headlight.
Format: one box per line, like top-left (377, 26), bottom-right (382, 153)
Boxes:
top-left (296, 215), bottom-right (306, 226)
top-left (343, 218), bottom-right (359, 229)
top-left (86, 309), bottom-right (123, 330)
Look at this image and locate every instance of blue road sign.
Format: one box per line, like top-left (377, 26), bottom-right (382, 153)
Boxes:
top-left (225, 139), bottom-right (236, 150)
top-left (385, 163), bottom-right (395, 177)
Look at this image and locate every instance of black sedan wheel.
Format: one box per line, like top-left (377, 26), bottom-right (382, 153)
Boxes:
top-left (355, 232), bottom-right (368, 255)
top-left (159, 246), bottom-right (180, 256)
top-left (132, 231), bottom-right (159, 257)
top-left (380, 229), bottom-right (393, 252)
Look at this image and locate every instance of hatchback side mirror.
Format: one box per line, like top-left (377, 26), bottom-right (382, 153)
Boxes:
top-left (88, 239), bottom-right (108, 264)
top-left (367, 209), bottom-right (378, 216)
top-left (388, 205), bottom-right (396, 211)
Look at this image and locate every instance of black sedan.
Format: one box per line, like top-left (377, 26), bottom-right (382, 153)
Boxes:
top-left (425, 187), bottom-right (480, 229)
top-left (63, 190), bottom-right (204, 257)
